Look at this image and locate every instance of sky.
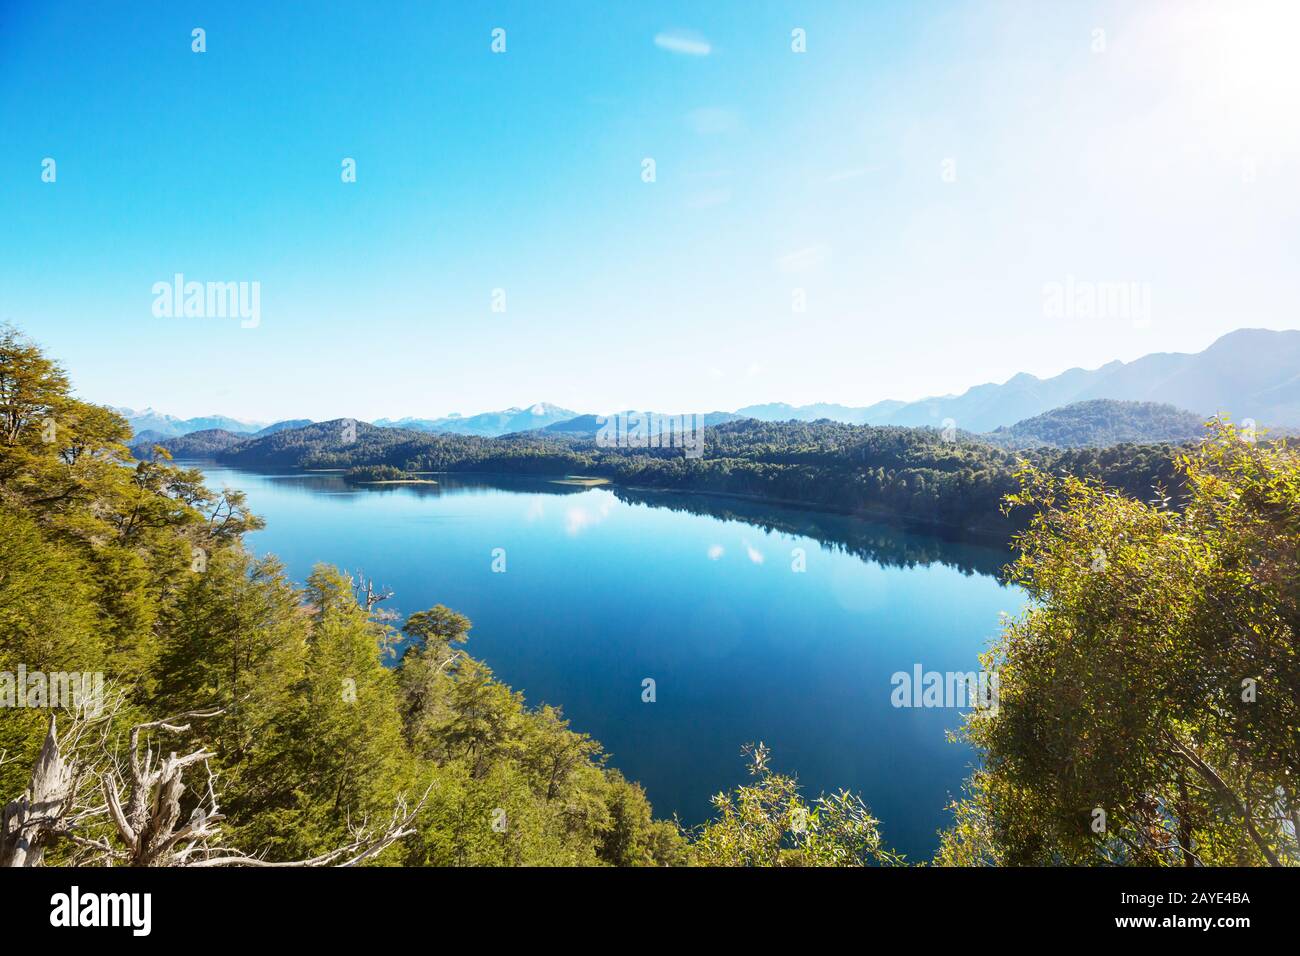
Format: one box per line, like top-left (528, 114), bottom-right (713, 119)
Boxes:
top-left (2, 0), bottom-right (1298, 422)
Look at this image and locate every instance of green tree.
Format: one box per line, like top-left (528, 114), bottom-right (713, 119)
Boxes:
top-left (693, 743), bottom-right (903, 867)
top-left (939, 422), bottom-right (1300, 866)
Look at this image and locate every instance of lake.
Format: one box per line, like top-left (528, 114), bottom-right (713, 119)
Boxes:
top-left (192, 464), bottom-right (1022, 860)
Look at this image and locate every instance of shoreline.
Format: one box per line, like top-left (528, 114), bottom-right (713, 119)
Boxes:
top-left (212, 460), bottom-right (1014, 548)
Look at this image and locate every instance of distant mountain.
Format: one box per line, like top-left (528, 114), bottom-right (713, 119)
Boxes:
top-left (373, 403), bottom-right (579, 437)
top-left (129, 428), bottom-right (173, 447)
top-left (253, 419), bottom-right (314, 437)
top-left (540, 415), bottom-right (606, 435)
top-left (111, 406), bottom-right (267, 439)
top-left (985, 400), bottom-right (1206, 449)
top-left (115, 328), bottom-right (1300, 444)
top-left (128, 420), bottom-right (316, 460)
top-left (734, 402), bottom-right (883, 425)
top-left (738, 329), bottom-right (1300, 432)
top-left (130, 428), bottom-right (247, 458)
top-left (219, 419), bottom-right (443, 469)
top-left (541, 410), bottom-right (740, 437)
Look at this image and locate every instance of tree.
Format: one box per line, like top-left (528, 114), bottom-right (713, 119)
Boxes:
top-left (0, 324), bottom-right (69, 454)
top-left (938, 421), bottom-right (1300, 866)
top-left (0, 325), bottom-right (783, 870)
top-left (693, 743), bottom-right (903, 867)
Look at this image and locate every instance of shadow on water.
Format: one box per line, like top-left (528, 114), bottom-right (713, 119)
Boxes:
top-left (608, 486), bottom-right (1011, 579)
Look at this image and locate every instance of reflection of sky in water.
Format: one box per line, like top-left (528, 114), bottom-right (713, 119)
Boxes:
top-left (192, 464), bottom-right (1023, 861)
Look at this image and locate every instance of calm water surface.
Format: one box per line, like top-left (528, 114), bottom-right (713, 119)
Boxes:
top-left (193, 464), bottom-right (1023, 860)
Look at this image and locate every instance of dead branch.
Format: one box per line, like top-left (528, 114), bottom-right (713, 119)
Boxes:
top-left (0, 717), bottom-right (74, 867)
top-left (2, 702), bottom-right (427, 867)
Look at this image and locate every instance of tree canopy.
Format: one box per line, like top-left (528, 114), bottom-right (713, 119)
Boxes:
top-left (937, 421), bottom-right (1300, 866)
top-left (0, 325), bottom-right (683, 866)
top-left (4, 323), bottom-right (1295, 868)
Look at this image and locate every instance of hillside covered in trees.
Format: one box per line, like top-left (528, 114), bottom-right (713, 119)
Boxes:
top-left (138, 416), bottom-right (1189, 540)
top-left (0, 326), bottom-right (689, 866)
top-left (938, 427), bottom-right (1300, 866)
top-left (985, 399), bottom-right (1206, 449)
top-left (7, 324), bottom-right (1297, 868)
top-left (1, 326), bottom-right (909, 867)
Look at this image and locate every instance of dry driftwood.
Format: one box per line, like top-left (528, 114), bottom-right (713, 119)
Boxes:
top-left (2, 704), bottom-right (427, 867)
top-left (0, 716), bottom-right (76, 867)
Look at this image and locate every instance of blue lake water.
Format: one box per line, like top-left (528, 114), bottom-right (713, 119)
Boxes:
top-left (193, 464), bottom-right (1022, 860)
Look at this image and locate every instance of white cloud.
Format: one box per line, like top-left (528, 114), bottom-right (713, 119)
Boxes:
top-left (565, 495), bottom-right (613, 535)
top-left (565, 507), bottom-right (594, 536)
top-left (654, 30), bottom-right (711, 56)
top-left (777, 244), bottom-right (830, 274)
top-left (707, 544), bottom-right (724, 560)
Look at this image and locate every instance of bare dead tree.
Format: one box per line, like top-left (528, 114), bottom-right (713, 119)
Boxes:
top-left (182, 792), bottom-right (425, 867)
top-left (0, 698), bottom-right (117, 867)
top-left (97, 707), bottom-right (226, 866)
top-left (2, 703), bottom-right (429, 868)
top-left (353, 570), bottom-right (394, 611)
top-left (351, 569), bottom-right (398, 622)
top-left (0, 718), bottom-right (75, 866)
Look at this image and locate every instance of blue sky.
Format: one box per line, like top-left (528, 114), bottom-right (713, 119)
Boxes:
top-left (2, 0), bottom-right (1298, 422)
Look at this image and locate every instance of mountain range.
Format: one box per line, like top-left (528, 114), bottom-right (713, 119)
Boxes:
top-left (371, 403), bottom-right (579, 436)
top-left (109, 407), bottom-right (269, 439)
top-left (131, 398), bottom-right (1216, 463)
top-left (117, 328), bottom-right (1300, 443)
top-left (735, 329), bottom-right (1300, 432)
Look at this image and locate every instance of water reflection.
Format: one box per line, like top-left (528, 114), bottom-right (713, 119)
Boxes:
top-left (185, 460), bottom-right (1019, 859)
top-left (609, 486), bottom-right (1009, 579)
top-left (196, 464), bottom-right (1010, 580)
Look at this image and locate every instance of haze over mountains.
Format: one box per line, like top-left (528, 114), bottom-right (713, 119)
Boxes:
top-left (110, 407), bottom-right (269, 439)
top-left (118, 328), bottom-right (1300, 444)
top-left (735, 329), bottom-right (1300, 432)
top-left (371, 402), bottom-right (579, 436)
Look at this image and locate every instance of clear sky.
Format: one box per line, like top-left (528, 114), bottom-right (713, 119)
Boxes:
top-left (2, 0), bottom-right (1297, 422)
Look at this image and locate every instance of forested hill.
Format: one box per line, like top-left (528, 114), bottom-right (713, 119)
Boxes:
top-left (12, 326), bottom-right (1297, 868)
top-left (1, 324), bottom-right (687, 867)
top-left (140, 417), bottom-right (1188, 539)
top-left (986, 400), bottom-right (1206, 449)
top-left (136, 427), bottom-right (247, 456)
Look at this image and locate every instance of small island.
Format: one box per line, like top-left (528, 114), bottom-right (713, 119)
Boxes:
top-left (343, 464), bottom-right (438, 485)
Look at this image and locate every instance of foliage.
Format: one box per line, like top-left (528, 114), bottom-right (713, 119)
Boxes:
top-left (155, 413), bottom-right (1187, 540)
top-left (692, 743), bottom-right (904, 867)
top-left (344, 464), bottom-right (414, 483)
top-left (985, 399), bottom-right (1206, 449)
top-left (14, 323), bottom-right (1292, 868)
top-left (937, 421), bottom-right (1300, 866)
top-left (0, 325), bottom-right (685, 866)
